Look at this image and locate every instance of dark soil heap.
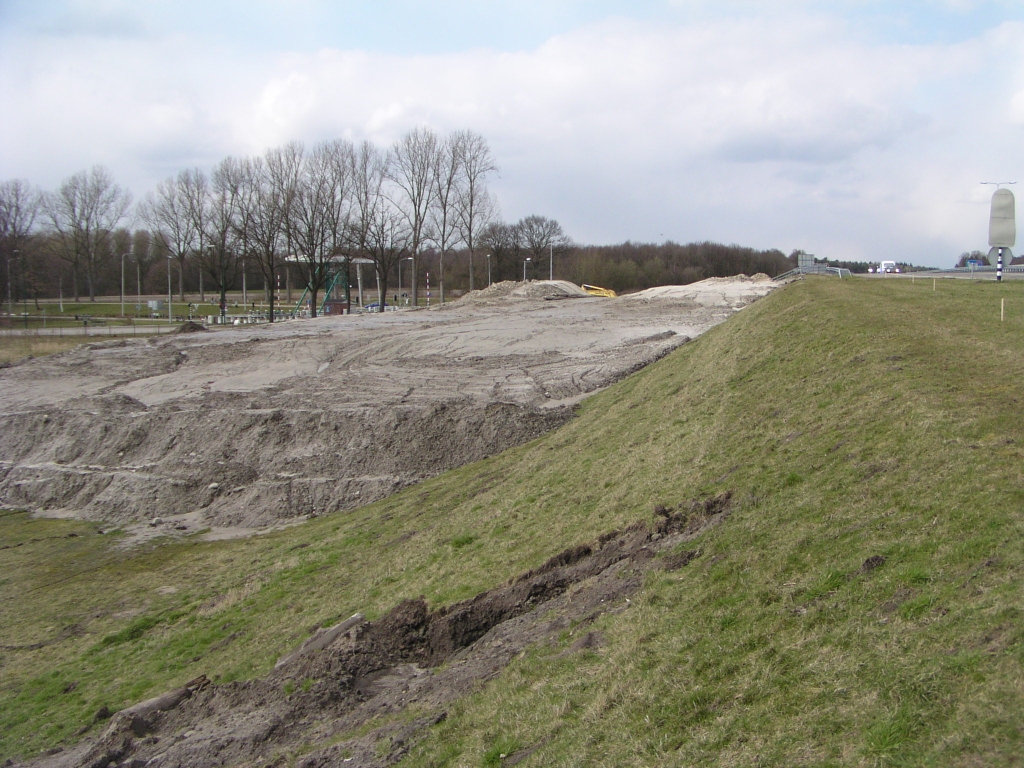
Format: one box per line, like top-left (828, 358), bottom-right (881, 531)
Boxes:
top-left (31, 495), bottom-right (731, 768)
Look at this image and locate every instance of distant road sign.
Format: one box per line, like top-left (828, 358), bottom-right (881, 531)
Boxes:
top-left (989, 188), bottom-right (1016, 247)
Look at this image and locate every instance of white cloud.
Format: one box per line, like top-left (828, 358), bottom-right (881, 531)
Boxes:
top-left (0, 8), bottom-right (1021, 266)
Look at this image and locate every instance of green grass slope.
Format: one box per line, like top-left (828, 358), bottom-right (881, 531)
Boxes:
top-left (3, 276), bottom-right (1024, 765)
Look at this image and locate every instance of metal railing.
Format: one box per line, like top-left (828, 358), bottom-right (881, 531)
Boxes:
top-left (773, 265), bottom-right (852, 281)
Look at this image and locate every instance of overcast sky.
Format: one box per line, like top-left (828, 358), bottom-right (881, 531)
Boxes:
top-left (1, 1), bottom-right (1022, 267)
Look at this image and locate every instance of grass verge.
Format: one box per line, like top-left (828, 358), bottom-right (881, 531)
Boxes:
top-left (3, 276), bottom-right (1024, 765)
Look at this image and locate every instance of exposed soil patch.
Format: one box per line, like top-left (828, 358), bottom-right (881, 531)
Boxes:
top-left (26, 494), bottom-right (732, 768)
top-left (175, 321), bottom-right (209, 334)
top-left (0, 279), bottom-right (774, 536)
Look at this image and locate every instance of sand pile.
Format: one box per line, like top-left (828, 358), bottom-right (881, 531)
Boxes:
top-left (622, 274), bottom-right (776, 307)
top-left (453, 280), bottom-right (589, 305)
top-left (0, 277), bottom-right (775, 537)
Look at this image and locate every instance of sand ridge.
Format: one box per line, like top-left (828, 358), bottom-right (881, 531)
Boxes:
top-left (0, 278), bottom-right (775, 536)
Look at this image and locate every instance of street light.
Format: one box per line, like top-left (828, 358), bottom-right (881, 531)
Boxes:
top-left (6, 248), bottom-right (14, 316)
top-left (486, 253), bottom-right (492, 287)
top-left (120, 253), bottom-right (128, 317)
top-left (167, 254), bottom-right (173, 324)
top-left (14, 249), bottom-right (25, 328)
top-left (523, 257), bottom-right (531, 282)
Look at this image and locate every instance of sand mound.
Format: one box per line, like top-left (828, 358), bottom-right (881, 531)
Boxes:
top-left (0, 279), bottom-right (771, 536)
top-left (454, 280), bottom-right (589, 305)
top-left (621, 275), bottom-right (777, 307)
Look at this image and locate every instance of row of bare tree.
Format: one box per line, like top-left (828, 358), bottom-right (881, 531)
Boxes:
top-left (1, 172), bottom-right (133, 306)
top-left (1, 128), bottom-right (501, 317)
top-left (141, 128), bottom-right (498, 317)
top-left (2, 132), bottom-right (806, 314)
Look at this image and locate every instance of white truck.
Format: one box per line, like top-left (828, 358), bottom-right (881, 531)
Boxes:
top-left (870, 260), bottom-right (900, 274)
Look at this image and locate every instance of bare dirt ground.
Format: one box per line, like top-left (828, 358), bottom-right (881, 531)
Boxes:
top-left (25, 494), bottom-right (732, 768)
top-left (0, 277), bottom-right (774, 540)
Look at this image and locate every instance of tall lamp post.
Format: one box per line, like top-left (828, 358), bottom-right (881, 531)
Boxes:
top-left (14, 249), bottom-right (25, 327)
top-left (135, 254), bottom-right (142, 315)
top-left (5, 248), bottom-right (13, 316)
top-left (523, 257), bottom-right (531, 282)
top-left (120, 253), bottom-right (127, 317)
top-left (167, 254), bottom-right (173, 324)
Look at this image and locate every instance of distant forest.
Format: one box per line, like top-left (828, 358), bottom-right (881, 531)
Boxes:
top-left (443, 239), bottom-right (795, 295)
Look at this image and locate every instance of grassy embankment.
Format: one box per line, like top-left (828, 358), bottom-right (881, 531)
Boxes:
top-left (2, 276), bottom-right (1024, 765)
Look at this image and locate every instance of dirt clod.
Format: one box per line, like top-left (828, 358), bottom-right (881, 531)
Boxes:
top-left (176, 321), bottom-right (209, 334)
top-left (860, 555), bottom-right (886, 573)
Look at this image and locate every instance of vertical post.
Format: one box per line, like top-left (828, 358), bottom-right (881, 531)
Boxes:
top-left (933, 278), bottom-right (936, 292)
top-left (427, 271), bottom-right (431, 305)
top-left (1001, 298), bottom-right (1005, 322)
top-left (242, 257), bottom-right (248, 306)
top-left (487, 253), bottom-right (491, 286)
top-left (167, 257), bottom-right (172, 323)
top-left (997, 248), bottom-right (1003, 282)
top-left (120, 253), bottom-right (125, 317)
top-left (5, 250), bottom-right (11, 315)
top-left (549, 244), bottom-right (553, 281)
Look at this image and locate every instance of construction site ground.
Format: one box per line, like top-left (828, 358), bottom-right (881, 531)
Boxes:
top-left (0, 277), bottom-right (776, 543)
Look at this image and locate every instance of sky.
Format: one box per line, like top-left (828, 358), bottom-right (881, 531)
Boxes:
top-left (1, 1), bottom-right (1022, 267)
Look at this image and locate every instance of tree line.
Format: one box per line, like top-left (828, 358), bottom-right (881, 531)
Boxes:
top-left (0, 128), bottom-right (501, 318)
top-left (2, 130), bottom-right (805, 316)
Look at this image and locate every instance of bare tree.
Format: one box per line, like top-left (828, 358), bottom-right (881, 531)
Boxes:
top-left (129, 228), bottom-right (158, 301)
top-left (429, 132), bottom-right (464, 303)
top-left (389, 127), bottom-right (439, 306)
top-left (0, 179), bottom-right (41, 312)
top-left (362, 191), bottom-right (410, 313)
top-left (348, 141), bottom-right (387, 262)
top-left (285, 140), bottom-right (354, 317)
top-left (518, 215), bottom-right (572, 279)
top-left (179, 168), bottom-right (211, 302)
top-left (454, 131), bottom-right (497, 291)
top-left (479, 220), bottom-right (524, 284)
top-left (44, 166), bottom-right (132, 301)
top-left (196, 160), bottom-right (242, 316)
top-left (142, 172), bottom-right (196, 301)
top-left (240, 146), bottom-right (300, 322)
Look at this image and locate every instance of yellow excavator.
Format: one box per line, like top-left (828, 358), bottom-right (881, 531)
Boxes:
top-left (581, 284), bottom-right (617, 298)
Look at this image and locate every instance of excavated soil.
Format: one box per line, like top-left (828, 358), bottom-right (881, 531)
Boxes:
top-left (25, 494), bottom-right (732, 768)
top-left (0, 278), bottom-right (774, 538)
